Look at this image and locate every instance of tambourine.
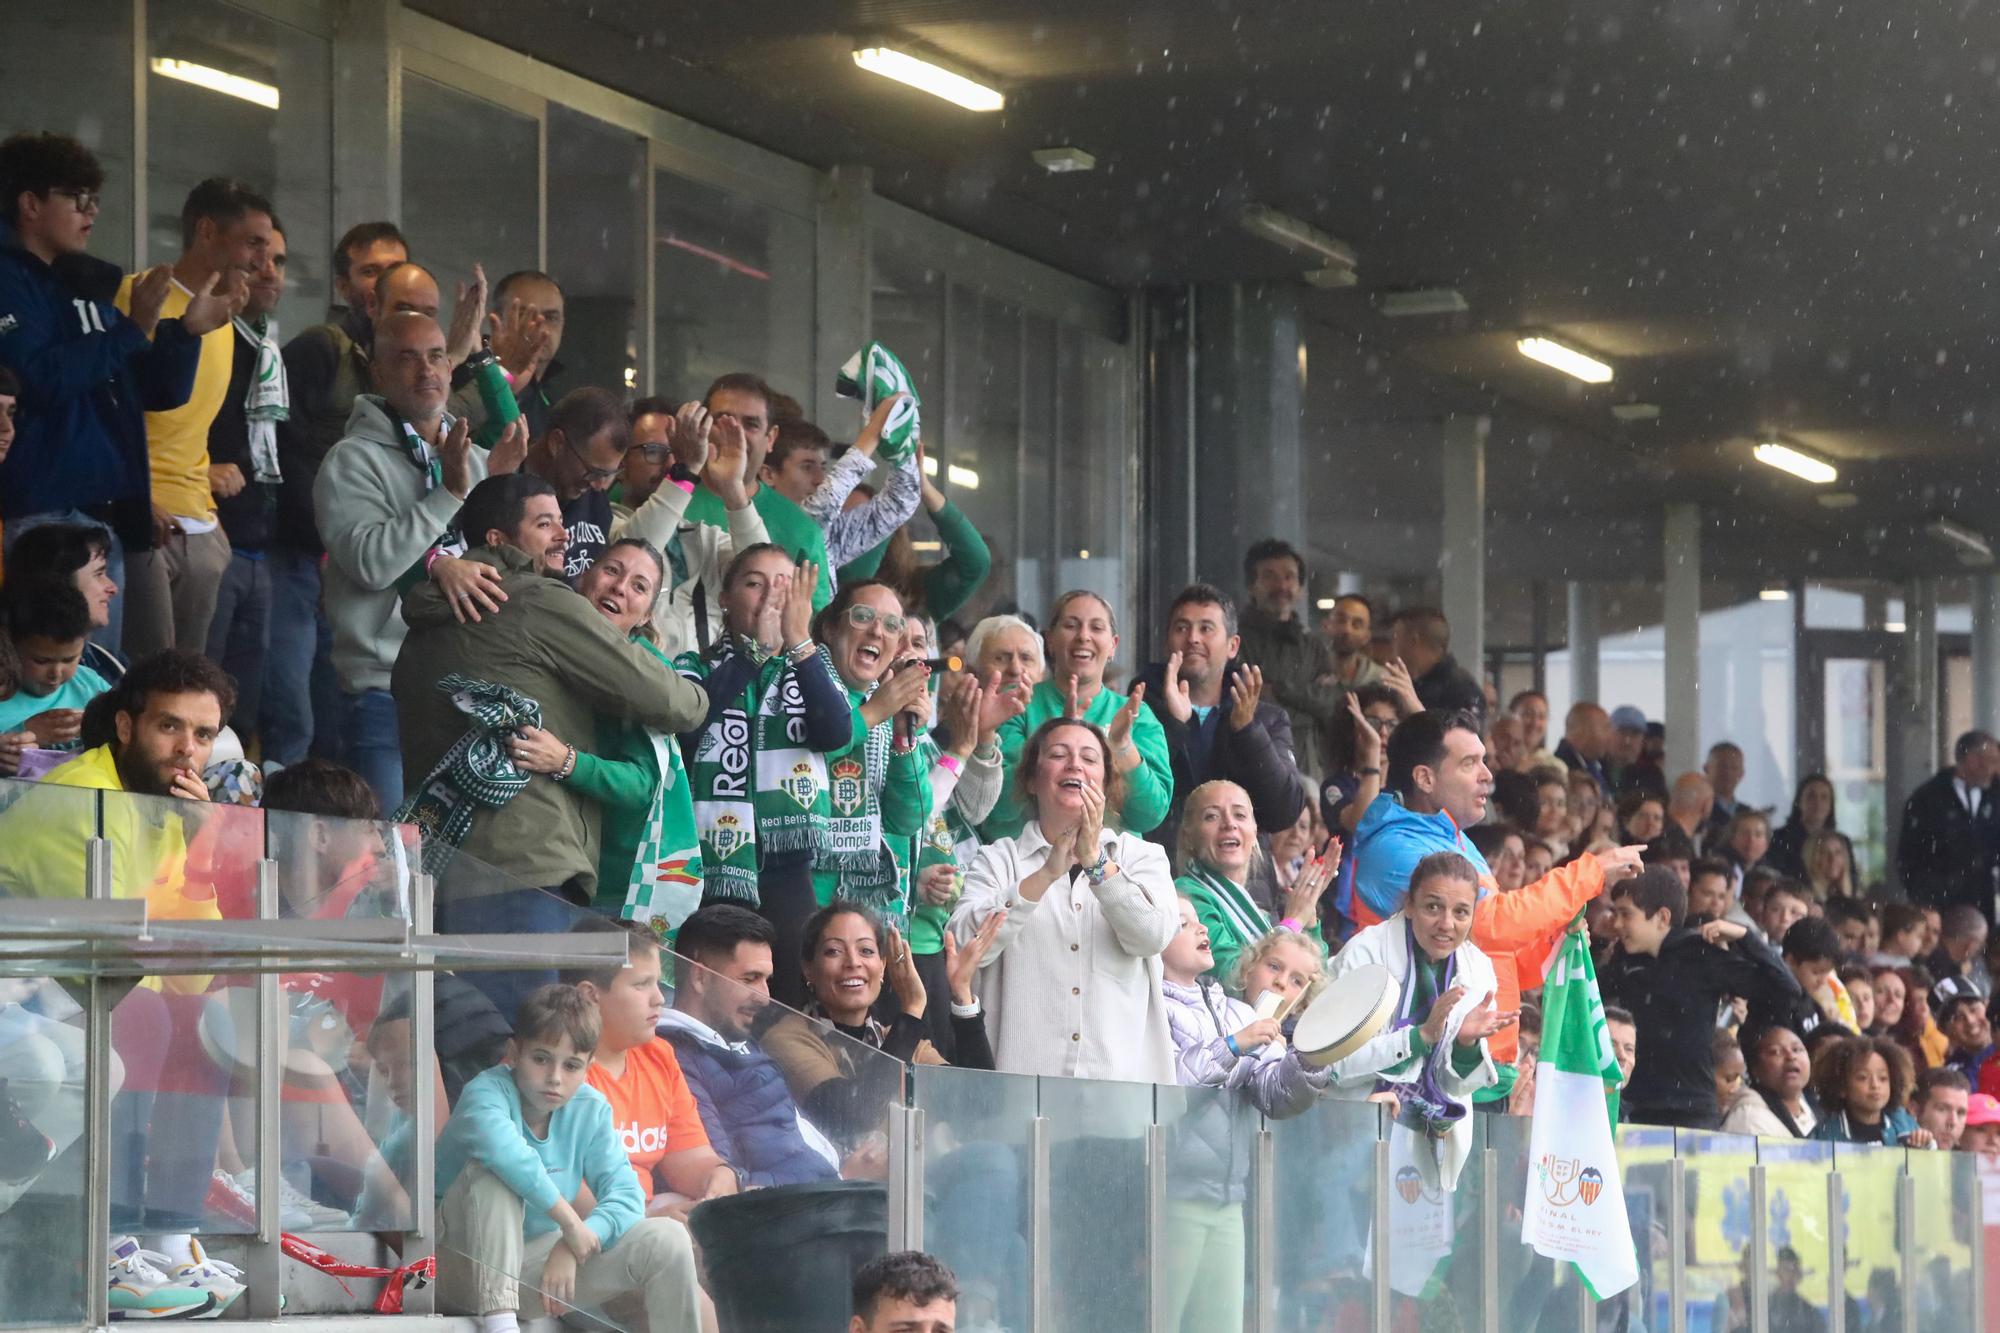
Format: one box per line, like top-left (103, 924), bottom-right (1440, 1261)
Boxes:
top-left (1291, 962), bottom-right (1396, 1069)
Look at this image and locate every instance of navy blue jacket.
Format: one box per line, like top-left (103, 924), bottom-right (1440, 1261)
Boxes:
top-left (659, 1017), bottom-right (841, 1189)
top-left (0, 225), bottom-right (200, 548)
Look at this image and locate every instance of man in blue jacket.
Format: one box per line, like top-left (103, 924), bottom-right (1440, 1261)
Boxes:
top-left (0, 132), bottom-right (230, 651)
top-left (659, 905), bottom-right (842, 1188)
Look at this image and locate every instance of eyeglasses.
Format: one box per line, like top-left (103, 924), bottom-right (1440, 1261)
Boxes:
top-left (845, 604), bottom-right (907, 637)
top-left (627, 443), bottom-right (670, 463)
top-left (560, 430), bottom-right (622, 483)
top-left (51, 188), bottom-right (100, 214)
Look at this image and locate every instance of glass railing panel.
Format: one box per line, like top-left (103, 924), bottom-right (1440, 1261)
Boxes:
top-left (1493, 1106), bottom-right (1599, 1327)
top-left (1615, 1123), bottom-right (1679, 1331)
top-left (1266, 1095), bottom-right (1380, 1332)
top-left (260, 809), bottom-right (420, 1233)
top-left (1757, 1136), bottom-right (1834, 1332)
top-left (1832, 1139), bottom-right (1906, 1329)
top-left (1154, 1079), bottom-right (1261, 1332)
top-left (1905, 1146), bottom-right (1976, 1328)
top-left (911, 1063), bottom-right (1035, 1331)
top-left (1385, 1110), bottom-right (1486, 1327)
top-left (1674, 1128), bottom-right (1761, 1332)
top-left (1038, 1073), bottom-right (1153, 1333)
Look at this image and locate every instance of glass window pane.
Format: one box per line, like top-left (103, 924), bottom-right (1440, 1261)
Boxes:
top-left (1757, 1138), bottom-right (1833, 1331)
top-left (940, 285), bottom-right (1023, 624)
top-left (1018, 312), bottom-right (1059, 620)
top-left (1833, 1140), bottom-right (1906, 1328)
top-left (401, 74), bottom-right (538, 299)
top-left (146, 0), bottom-right (331, 318)
top-left (1675, 1129), bottom-right (1763, 1330)
top-left (1056, 327), bottom-right (1132, 657)
top-left (1038, 1075), bottom-right (1151, 1331)
top-left (914, 1065), bottom-right (1034, 1330)
top-left (0, 0), bottom-right (136, 267)
top-left (654, 173), bottom-right (813, 401)
top-left (545, 105), bottom-right (643, 401)
top-left (1267, 1096), bottom-right (1378, 1330)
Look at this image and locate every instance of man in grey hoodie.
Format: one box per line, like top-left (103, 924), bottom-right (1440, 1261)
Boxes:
top-left (315, 310), bottom-right (523, 811)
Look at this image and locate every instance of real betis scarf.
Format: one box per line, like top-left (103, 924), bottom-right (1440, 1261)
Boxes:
top-left (834, 341), bottom-right (921, 464)
top-left (394, 674), bottom-right (537, 877)
top-left (679, 638), bottom-right (827, 904)
top-left (233, 313), bottom-right (287, 483)
top-left (623, 726), bottom-right (704, 938)
top-left (825, 652), bottom-right (902, 913)
top-left (1522, 920), bottom-right (1640, 1298)
top-left (1180, 861), bottom-right (1270, 950)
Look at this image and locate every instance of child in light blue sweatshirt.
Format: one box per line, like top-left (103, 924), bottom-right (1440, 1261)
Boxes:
top-left (434, 984), bottom-right (700, 1333)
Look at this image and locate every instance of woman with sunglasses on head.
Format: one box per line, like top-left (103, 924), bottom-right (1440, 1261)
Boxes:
top-left (809, 581), bottom-right (934, 924)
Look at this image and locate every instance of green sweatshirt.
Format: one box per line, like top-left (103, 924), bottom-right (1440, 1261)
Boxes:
top-left (838, 497), bottom-right (993, 621)
top-left (811, 692), bottom-right (932, 911)
top-left (569, 638), bottom-right (682, 913)
top-left (978, 679), bottom-right (1173, 841)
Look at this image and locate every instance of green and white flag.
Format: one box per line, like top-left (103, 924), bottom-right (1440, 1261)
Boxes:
top-left (1523, 923), bottom-right (1639, 1299)
top-left (834, 341), bottom-right (921, 464)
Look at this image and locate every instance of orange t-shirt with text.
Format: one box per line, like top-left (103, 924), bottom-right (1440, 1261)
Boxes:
top-left (585, 1038), bottom-right (710, 1201)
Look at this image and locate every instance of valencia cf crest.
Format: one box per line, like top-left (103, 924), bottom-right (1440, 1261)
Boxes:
top-left (709, 813), bottom-right (750, 861)
top-left (829, 758), bottom-right (865, 815)
top-left (782, 759), bottom-right (823, 809)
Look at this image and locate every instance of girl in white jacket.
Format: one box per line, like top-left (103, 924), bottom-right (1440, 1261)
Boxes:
top-left (1158, 895), bottom-right (1331, 1332)
top-left (1323, 850), bottom-right (1516, 1189)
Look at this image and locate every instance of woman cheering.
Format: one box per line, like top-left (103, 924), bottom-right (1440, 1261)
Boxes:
top-left (1175, 779), bottom-right (1335, 987)
top-left (950, 718), bottom-right (1181, 1082)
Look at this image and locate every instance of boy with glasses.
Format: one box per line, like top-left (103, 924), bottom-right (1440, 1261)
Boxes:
top-left (0, 133), bottom-right (232, 654)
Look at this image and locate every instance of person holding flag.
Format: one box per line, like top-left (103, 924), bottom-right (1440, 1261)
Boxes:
top-left (1523, 905), bottom-right (1641, 1300)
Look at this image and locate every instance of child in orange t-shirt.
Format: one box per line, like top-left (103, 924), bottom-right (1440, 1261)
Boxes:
top-left (574, 928), bottom-right (739, 1214)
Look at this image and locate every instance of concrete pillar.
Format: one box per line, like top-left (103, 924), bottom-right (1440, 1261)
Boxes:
top-left (1974, 573), bottom-right (2000, 737)
top-left (330, 0), bottom-right (402, 235)
top-left (1887, 579), bottom-right (1941, 880)
top-left (1192, 283), bottom-right (1304, 596)
top-left (1663, 504), bottom-right (1703, 777)
top-left (813, 164), bottom-right (873, 425)
top-left (1567, 582), bottom-right (1601, 707)
top-left (1439, 416), bottom-right (1489, 672)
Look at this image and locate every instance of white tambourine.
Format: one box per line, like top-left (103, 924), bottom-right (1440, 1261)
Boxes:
top-left (1291, 962), bottom-right (1397, 1069)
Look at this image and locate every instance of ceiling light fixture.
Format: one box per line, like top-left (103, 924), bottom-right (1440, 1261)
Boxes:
top-left (150, 57), bottom-right (279, 109)
top-left (920, 454), bottom-right (938, 477)
top-left (1516, 335), bottom-right (1613, 384)
top-left (1759, 585), bottom-right (1791, 602)
top-left (1377, 289), bottom-right (1467, 317)
top-left (852, 46), bottom-right (1004, 112)
top-left (1239, 204), bottom-right (1359, 272)
top-left (946, 464), bottom-right (980, 490)
top-left (1611, 402), bottom-right (1661, 422)
top-left (1031, 146), bottom-right (1095, 173)
top-left (1885, 621), bottom-right (1908, 634)
top-left (1816, 492), bottom-right (1859, 509)
top-left (1926, 517), bottom-right (1994, 565)
top-left (1315, 597), bottom-right (1338, 610)
top-left (1752, 440), bottom-right (1837, 485)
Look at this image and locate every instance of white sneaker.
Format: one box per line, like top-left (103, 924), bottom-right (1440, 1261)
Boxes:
top-left (168, 1239), bottom-right (246, 1319)
top-left (108, 1237), bottom-right (213, 1321)
top-left (230, 1168), bottom-right (349, 1230)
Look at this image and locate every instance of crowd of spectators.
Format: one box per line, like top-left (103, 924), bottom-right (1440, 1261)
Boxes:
top-left (0, 127), bottom-right (1995, 1330)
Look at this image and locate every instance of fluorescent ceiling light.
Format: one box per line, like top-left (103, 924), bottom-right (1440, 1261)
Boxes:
top-left (1078, 549), bottom-right (1091, 559)
top-left (1031, 146), bottom-right (1095, 173)
top-left (1516, 336), bottom-right (1613, 384)
top-left (1885, 621), bottom-right (1907, 634)
top-left (1315, 597), bottom-right (1338, 610)
top-left (911, 540), bottom-right (942, 553)
top-left (1378, 289), bottom-right (1467, 317)
top-left (1759, 585), bottom-right (1790, 602)
top-left (1611, 402), bottom-right (1661, 422)
top-left (1752, 440), bottom-right (1837, 485)
top-left (946, 464), bottom-right (980, 489)
top-left (1302, 267), bottom-right (1358, 290)
top-left (150, 57), bottom-right (279, 109)
top-left (920, 453), bottom-right (939, 477)
top-left (1239, 205), bottom-right (1358, 270)
top-left (853, 46), bottom-right (1003, 112)
top-left (1817, 492), bottom-right (1859, 509)
top-left (1927, 517), bottom-right (1993, 565)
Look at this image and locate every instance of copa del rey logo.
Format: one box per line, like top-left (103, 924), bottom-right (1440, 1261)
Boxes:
top-left (1537, 1154), bottom-right (1606, 1207)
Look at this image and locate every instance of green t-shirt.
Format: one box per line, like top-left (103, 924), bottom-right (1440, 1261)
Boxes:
top-left (747, 486), bottom-right (833, 613)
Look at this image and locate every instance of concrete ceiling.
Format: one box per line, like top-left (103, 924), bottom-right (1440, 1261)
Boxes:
top-left (411, 0), bottom-right (2000, 582)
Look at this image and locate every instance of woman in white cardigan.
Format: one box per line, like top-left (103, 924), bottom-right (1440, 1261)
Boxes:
top-left (950, 717), bottom-right (1181, 1083)
top-left (1323, 850), bottom-right (1516, 1189)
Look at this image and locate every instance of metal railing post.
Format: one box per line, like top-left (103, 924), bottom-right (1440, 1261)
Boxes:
top-left (1028, 1116), bottom-right (1051, 1333)
top-left (245, 857), bottom-right (284, 1317)
top-left (1372, 1136), bottom-right (1392, 1333)
top-left (1749, 1164), bottom-right (1770, 1333)
top-left (1668, 1158), bottom-right (1688, 1333)
top-left (887, 1105), bottom-right (924, 1252)
top-left (84, 824), bottom-right (112, 1331)
top-left (1826, 1169), bottom-right (1845, 1333)
top-left (1896, 1171), bottom-right (1917, 1333)
top-left (1482, 1147), bottom-right (1500, 1333)
top-left (1253, 1126), bottom-right (1276, 1333)
top-left (1146, 1120), bottom-right (1168, 1333)
top-left (406, 869), bottom-right (437, 1314)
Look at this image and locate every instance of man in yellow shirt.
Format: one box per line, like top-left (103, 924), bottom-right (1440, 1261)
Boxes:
top-left (115, 179), bottom-right (268, 660)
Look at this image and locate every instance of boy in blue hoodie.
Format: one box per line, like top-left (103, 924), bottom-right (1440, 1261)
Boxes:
top-left (435, 984), bottom-right (700, 1333)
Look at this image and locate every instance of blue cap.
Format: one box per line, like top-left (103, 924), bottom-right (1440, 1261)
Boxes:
top-left (1610, 705), bottom-right (1648, 733)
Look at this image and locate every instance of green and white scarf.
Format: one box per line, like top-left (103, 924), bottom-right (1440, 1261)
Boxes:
top-left (233, 313), bottom-right (288, 483)
top-left (622, 726), bottom-right (705, 939)
top-left (395, 674), bottom-right (538, 876)
top-left (825, 657), bottom-right (903, 912)
top-left (1181, 860), bottom-right (1272, 949)
top-left (679, 638), bottom-right (827, 904)
top-left (834, 341), bottom-right (921, 464)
